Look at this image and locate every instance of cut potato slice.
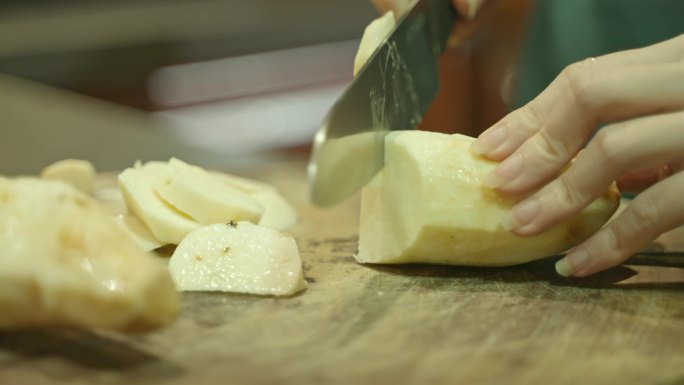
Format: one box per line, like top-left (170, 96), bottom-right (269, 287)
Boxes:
top-left (353, 10), bottom-right (396, 77)
top-left (119, 167), bottom-right (200, 244)
top-left (357, 131), bottom-right (621, 266)
top-left (210, 171), bottom-right (277, 194)
top-left (40, 159), bottom-right (96, 194)
top-left (250, 189), bottom-right (298, 230)
top-left (0, 177), bottom-right (180, 332)
top-left (169, 222), bottom-right (306, 296)
top-left (152, 158), bottom-right (264, 225)
top-left (211, 172), bottom-right (298, 230)
top-left (113, 214), bottom-right (165, 251)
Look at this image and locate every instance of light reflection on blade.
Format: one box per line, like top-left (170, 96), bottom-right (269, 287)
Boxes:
top-left (309, 125), bottom-right (387, 207)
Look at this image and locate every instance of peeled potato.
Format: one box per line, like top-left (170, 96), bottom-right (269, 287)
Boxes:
top-left (113, 214), bottom-right (165, 252)
top-left (40, 159), bottom-right (96, 194)
top-left (119, 167), bottom-right (200, 245)
top-left (249, 189), bottom-right (299, 230)
top-left (211, 172), bottom-right (299, 231)
top-left (148, 158), bottom-right (264, 225)
top-left (120, 158), bottom-right (299, 244)
top-left (169, 222), bottom-right (306, 296)
top-left (0, 177), bottom-right (181, 332)
top-left (356, 131), bottom-right (621, 266)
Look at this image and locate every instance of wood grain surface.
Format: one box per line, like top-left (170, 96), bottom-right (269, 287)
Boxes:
top-left (1, 162), bottom-right (683, 385)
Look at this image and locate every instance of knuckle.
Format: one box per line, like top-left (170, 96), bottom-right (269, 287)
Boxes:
top-left (562, 59), bottom-right (599, 112)
top-left (530, 130), bottom-right (567, 165)
top-left (602, 226), bottom-right (626, 261)
top-left (629, 196), bottom-right (662, 233)
top-left (584, 226), bottom-right (628, 273)
top-left (555, 172), bottom-right (585, 209)
top-left (518, 102), bottom-right (544, 131)
top-left (591, 128), bottom-right (623, 168)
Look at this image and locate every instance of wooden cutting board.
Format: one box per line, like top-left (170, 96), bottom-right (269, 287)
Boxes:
top-left (1, 161), bottom-right (683, 385)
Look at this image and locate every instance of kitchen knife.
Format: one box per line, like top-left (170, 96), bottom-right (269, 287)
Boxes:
top-left (308, 0), bottom-right (457, 207)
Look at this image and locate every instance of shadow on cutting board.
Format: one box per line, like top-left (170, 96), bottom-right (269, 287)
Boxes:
top-left (0, 329), bottom-right (183, 377)
top-left (364, 238), bottom-right (684, 291)
top-left (358, 252), bottom-right (684, 322)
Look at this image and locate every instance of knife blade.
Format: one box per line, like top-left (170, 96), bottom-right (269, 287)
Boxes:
top-left (308, 0), bottom-right (457, 207)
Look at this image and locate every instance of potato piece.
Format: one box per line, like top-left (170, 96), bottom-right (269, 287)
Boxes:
top-left (119, 167), bottom-right (200, 244)
top-left (211, 172), bottom-right (299, 231)
top-left (40, 159), bottom-right (96, 194)
top-left (151, 158), bottom-right (264, 225)
top-left (250, 189), bottom-right (298, 230)
top-left (353, 10), bottom-right (396, 77)
top-left (357, 131), bottom-right (620, 266)
top-left (113, 214), bottom-right (165, 251)
top-left (0, 177), bottom-right (180, 332)
top-left (210, 171), bottom-right (276, 194)
top-left (169, 222), bottom-right (306, 296)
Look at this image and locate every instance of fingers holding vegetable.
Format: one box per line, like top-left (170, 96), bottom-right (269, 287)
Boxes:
top-left (505, 110), bottom-right (684, 236)
top-left (471, 34), bottom-right (684, 276)
top-left (473, 52), bottom-right (684, 195)
top-left (556, 169), bottom-right (684, 277)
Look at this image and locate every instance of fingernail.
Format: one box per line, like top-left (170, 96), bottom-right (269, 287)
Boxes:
top-left (555, 258), bottom-right (573, 277)
top-left (471, 125), bottom-right (506, 155)
top-left (483, 153), bottom-right (523, 188)
top-left (503, 197), bottom-right (540, 231)
top-left (466, 0), bottom-right (483, 18)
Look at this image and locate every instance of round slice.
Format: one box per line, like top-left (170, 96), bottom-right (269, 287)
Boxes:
top-left (40, 159), bottom-right (96, 194)
top-left (169, 222), bottom-right (306, 296)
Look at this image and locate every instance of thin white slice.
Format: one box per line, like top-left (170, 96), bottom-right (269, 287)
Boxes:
top-left (135, 159), bottom-right (167, 175)
top-left (40, 159), bottom-right (96, 194)
top-left (153, 158), bottom-right (264, 225)
top-left (353, 10), bottom-right (396, 77)
top-left (113, 214), bottom-right (165, 251)
top-left (250, 189), bottom-right (298, 230)
top-left (118, 167), bottom-right (200, 244)
top-left (357, 131), bottom-right (621, 266)
top-left (210, 171), bottom-right (277, 194)
top-left (212, 172), bottom-right (298, 230)
top-left (169, 222), bottom-right (307, 296)
top-left (0, 177), bottom-right (181, 332)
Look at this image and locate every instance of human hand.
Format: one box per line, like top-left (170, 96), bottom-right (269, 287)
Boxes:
top-left (371, 0), bottom-right (488, 19)
top-left (469, 34), bottom-right (684, 277)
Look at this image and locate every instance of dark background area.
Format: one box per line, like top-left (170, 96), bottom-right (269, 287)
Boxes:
top-left (0, 0), bottom-right (378, 110)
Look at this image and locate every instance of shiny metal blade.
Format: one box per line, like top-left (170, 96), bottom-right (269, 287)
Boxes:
top-left (309, 0), bottom-right (457, 207)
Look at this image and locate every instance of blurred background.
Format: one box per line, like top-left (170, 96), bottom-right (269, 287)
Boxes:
top-left (0, 0), bottom-right (681, 175)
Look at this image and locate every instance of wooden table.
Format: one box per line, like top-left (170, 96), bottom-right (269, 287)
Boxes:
top-left (1, 162), bottom-right (683, 385)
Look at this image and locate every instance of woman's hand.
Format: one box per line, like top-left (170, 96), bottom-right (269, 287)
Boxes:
top-left (470, 34), bottom-right (684, 277)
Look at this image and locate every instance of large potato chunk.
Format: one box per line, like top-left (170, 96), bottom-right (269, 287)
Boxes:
top-left (357, 131), bottom-right (620, 266)
top-left (169, 222), bottom-right (306, 296)
top-left (0, 178), bottom-right (181, 332)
